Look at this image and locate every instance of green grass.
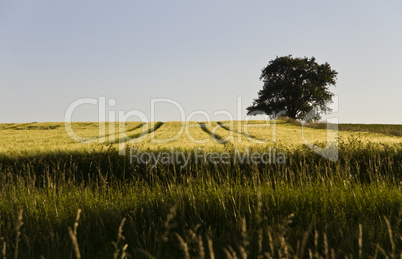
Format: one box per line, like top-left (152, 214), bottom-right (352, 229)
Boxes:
top-left (282, 116), bottom-right (402, 137)
top-left (338, 123), bottom-right (402, 137)
top-left (0, 121), bottom-right (402, 258)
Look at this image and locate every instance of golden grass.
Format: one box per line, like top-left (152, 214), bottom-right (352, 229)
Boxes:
top-left (1, 120), bottom-right (401, 154)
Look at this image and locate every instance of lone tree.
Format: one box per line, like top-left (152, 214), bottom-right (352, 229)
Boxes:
top-left (247, 55), bottom-right (337, 121)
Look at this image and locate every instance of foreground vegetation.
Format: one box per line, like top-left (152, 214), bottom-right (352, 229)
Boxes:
top-left (0, 121), bottom-right (401, 258)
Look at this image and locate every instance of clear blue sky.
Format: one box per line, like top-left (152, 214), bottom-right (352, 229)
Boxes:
top-left (1, 0), bottom-right (401, 123)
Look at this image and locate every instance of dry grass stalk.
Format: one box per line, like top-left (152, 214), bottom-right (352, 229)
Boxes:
top-left (175, 233), bottom-right (190, 259)
top-left (14, 210), bottom-right (23, 259)
top-left (68, 209), bottom-right (81, 259)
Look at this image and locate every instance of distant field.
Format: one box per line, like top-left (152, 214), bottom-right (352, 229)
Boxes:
top-left (282, 116), bottom-right (402, 137)
top-left (0, 120), bottom-right (401, 258)
top-left (338, 123), bottom-right (402, 136)
top-left (1, 120), bottom-right (401, 154)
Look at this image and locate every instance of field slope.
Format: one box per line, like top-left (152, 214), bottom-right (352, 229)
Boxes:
top-left (0, 120), bottom-right (401, 258)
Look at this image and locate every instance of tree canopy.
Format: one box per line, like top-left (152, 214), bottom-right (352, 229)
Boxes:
top-left (247, 55), bottom-right (337, 121)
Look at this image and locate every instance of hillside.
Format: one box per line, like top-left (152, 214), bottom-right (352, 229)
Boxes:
top-left (1, 120), bottom-right (401, 154)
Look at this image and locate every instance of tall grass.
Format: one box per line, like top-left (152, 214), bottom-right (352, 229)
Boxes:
top-left (0, 141), bottom-right (401, 258)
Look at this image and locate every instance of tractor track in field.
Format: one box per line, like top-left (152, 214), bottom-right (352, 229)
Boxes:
top-left (81, 122), bottom-right (147, 143)
top-left (217, 122), bottom-right (267, 142)
top-left (198, 122), bottom-right (228, 144)
top-left (117, 122), bottom-right (164, 143)
top-left (101, 122), bottom-right (146, 141)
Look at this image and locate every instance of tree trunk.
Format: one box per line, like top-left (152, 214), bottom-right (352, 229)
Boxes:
top-left (287, 110), bottom-right (297, 120)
